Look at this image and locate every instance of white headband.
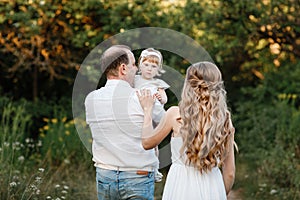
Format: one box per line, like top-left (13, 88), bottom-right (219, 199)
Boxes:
top-left (140, 50), bottom-right (162, 61)
top-left (139, 49), bottom-right (163, 69)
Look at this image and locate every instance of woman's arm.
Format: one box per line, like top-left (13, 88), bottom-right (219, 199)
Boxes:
top-left (141, 111), bottom-right (173, 149)
top-left (137, 90), bottom-right (173, 150)
top-left (222, 131), bottom-right (236, 195)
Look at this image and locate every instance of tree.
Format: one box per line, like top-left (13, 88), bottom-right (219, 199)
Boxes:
top-left (0, 0), bottom-right (83, 100)
top-left (178, 0), bottom-right (300, 105)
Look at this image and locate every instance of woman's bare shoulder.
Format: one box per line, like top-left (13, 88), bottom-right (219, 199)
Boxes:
top-left (166, 106), bottom-right (179, 114)
top-left (166, 106), bottom-right (181, 136)
top-left (166, 106), bottom-right (180, 119)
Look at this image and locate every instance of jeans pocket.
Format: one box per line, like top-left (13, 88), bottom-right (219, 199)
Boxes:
top-left (123, 176), bottom-right (154, 200)
top-left (97, 179), bottom-right (110, 200)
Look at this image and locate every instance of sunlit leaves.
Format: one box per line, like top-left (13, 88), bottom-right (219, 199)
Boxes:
top-left (0, 0), bottom-right (299, 102)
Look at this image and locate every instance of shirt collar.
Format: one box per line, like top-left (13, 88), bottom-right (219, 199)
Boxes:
top-left (105, 79), bottom-right (132, 88)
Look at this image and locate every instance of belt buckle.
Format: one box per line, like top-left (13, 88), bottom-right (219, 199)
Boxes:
top-left (136, 170), bottom-right (149, 175)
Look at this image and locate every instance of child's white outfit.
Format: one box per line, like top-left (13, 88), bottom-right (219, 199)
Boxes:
top-left (134, 75), bottom-right (170, 126)
top-left (134, 75), bottom-right (170, 182)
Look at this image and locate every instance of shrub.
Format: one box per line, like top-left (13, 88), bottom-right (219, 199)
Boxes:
top-left (234, 62), bottom-right (300, 199)
top-left (0, 100), bottom-right (44, 199)
top-left (39, 108), bottom-right (91, 165)
top-left (0, 98), bottom-right (95, 200)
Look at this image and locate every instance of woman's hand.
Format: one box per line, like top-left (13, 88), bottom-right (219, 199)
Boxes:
top-left (136, 89), bottom-right (155, 111)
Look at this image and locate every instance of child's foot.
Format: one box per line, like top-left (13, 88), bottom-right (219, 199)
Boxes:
top-left (155, 170), bottom-right (163, 182)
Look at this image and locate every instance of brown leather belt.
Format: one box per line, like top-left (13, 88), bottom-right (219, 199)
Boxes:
top-left (136, 170), bottom-right (149, 175)
top-left (96, 164), bottom-right (152, 175)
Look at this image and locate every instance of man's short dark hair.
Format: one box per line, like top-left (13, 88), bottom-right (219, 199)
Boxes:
top-left (101, 45), bottom-right (131, 77)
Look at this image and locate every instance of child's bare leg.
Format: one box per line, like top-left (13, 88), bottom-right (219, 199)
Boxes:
top-left (154, 146), bottom-right (163, 182)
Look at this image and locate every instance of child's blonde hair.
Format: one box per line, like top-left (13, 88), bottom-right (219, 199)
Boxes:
top-left (138, 48), bottom-right (165, 76)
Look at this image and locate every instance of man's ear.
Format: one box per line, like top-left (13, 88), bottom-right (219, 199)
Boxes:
top-left (120, 63), bottom-right (127, 75)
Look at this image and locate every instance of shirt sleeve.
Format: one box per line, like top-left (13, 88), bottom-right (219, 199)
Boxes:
top-left (84, 91), bottom-right (95, 125)
top-left (156, 79), bottom-right (170, 89)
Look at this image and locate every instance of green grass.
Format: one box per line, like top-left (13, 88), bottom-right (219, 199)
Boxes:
top-left (1, 100), bottom-right (299, 199)
top-left (233, 153), bottom-right (300, 200)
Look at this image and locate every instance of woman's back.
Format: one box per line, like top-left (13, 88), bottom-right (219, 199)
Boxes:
top-left (162, 107), bottom-right (227, 200)
top-left (162, 136), bottom-right (227, 200)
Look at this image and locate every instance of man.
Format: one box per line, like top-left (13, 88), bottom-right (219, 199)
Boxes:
top-left (85, 45), bottom-right (158, 200)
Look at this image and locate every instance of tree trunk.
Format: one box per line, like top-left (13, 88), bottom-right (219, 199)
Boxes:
top-left (33, 65), bottom-right (38, 102)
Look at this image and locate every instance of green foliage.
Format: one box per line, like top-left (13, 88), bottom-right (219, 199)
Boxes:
top-left (261, 102), bottom-right (300, 199)
top-left (1, 0), bottom-right (298, 103)
top-left (0, 0), bottom-right (83, 100)
top-left (1, 0), bottom-right (300, 199)
top-left (184, 0), bottom-right (300, 105)
top-left (235, 61), bottom-right (300, 199)
top-left (0, 100), bottom-right (42, 200)
top-left (0, 98), bottom-right (95, 199)
top-left (39, 109), bottom-right (90, 165)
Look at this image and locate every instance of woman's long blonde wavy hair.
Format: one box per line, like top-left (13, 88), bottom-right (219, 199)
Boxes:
top-left (179, 62), bottom-right (234, 173)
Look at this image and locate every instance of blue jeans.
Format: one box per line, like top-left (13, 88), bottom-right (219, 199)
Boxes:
top-left (96, 168), bottom-right (155, 200)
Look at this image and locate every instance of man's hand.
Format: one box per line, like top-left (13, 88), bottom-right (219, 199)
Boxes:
top-left (136, 89), bottom-right (155, 111)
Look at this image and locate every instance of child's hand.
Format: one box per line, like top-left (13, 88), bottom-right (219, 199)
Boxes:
top-left (154, 93), bottom-right (163, 103)
top-left (155, 92), bottom-right (167, 104)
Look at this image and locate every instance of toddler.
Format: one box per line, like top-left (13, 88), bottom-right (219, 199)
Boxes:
top-left (135, 48), bottom-right (170, 182)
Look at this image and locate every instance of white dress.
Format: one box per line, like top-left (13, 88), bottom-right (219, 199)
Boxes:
top-left (162, 137), bottom-right (227, 200)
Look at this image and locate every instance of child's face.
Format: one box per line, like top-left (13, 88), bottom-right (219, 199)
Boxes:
top-left (140, 60), bottom-right (159, 80)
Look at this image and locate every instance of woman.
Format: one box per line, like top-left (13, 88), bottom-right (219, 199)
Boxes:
top-left (137, 61), bottom-right (236, 200)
